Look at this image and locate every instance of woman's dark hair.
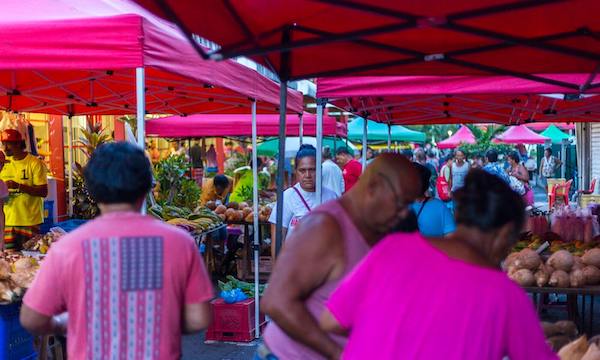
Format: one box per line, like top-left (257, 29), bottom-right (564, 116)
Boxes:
top-left (486, 149), bottom-right (499, 163)
top-left (454, 169), bottom-right (525, 237)
top-left (336, 146), bottom-right (352, 156)
top-left (213, 174), bottom-right (230, 189)
top-left (545, 147), bottom-right (553, 155)
top-left (507, 151), bottom-right (521, 163)
top-left (84, 142), bottom-right (153, 205)
top-left (455, 148), bottom-right (467, 158)
top-left (322, 146), bottom-right (333, 160)
top-left (414, 163), bottom-right (432, 196)
top-left (295, 144), bottom-right (317, 168)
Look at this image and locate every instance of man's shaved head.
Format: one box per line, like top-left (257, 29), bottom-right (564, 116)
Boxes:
top-left (343, 153), bottom-right (421, 240)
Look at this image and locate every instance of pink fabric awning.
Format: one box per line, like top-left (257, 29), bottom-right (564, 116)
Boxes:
top-left (437, 126), bottom-right (476, 149)
top-left (317, 76), bottom-right (600, 125)
top-left (146, 113), bottom-right (344, 138)
top-left (525, 122), bottom-right (575, 132)
top-left (0, 0), bottom-right (303, 115)
top-left (494, 125), bottom-right (550, 145)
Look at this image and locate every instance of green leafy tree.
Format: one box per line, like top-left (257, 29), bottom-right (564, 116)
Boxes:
top-left (154, 155), bottom-right (201, 209)
top-left (72, 120), bottom-right (112, 219)
top-left (460, 124), bottom-right (512, 158)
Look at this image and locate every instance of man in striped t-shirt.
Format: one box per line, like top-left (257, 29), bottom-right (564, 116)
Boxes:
top-left (20, 142), bottom-right (213, 360)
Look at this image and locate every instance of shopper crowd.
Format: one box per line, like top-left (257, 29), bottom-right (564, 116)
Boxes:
top-left (7, 134), bottom-right (558, 360)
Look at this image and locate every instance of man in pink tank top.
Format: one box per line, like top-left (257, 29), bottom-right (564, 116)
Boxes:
top-left (259, 154), bottom-right (420, 360)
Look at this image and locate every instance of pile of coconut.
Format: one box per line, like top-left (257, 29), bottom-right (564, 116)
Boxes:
top-left (505, 248), bottom-right (600, 288)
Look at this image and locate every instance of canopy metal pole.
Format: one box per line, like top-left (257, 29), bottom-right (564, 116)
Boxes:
top-left (561, 139), bottom-right (567, 179)
top-left (361, 117), bottom-right (368, 172)
top-left (316, 99), bottom-right (324, 204)
top-left (275, 28), bottom-right (290, 257)
top-left (298, 113), bottom-right (304, 145)
top-left (136, 67), bottom-right (147, 214)
top-left (274, 83), bottom-right (287, 256)
top-left (387, 123), bottom-right (392, 151)
top-left (251, 100), bottom-right (261, 338)
top-left (67, 116), bottom-right (74, 217)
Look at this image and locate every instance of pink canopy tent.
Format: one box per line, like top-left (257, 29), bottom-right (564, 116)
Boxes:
top-left (146, 113), bottom-right (346, 138)
top-left (0, 0), bottom-right (304, 116)
top-left (317, 76), bottom-right (600, 125)
top-left (494, 125), bottom-right (550, 144)
top-left (437, 126), bottom-right (476, 149)
top-left (526, 122), bottom-right (575, 132)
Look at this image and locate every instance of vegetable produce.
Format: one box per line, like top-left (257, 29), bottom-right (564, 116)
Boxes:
top-left (218, 275), bottom-right (266, 298)
top-left (555, 321), bottom-right (579, 339)
top-left (574, 256), bottom-right (586, 271)
top-left (549, 270), bottom-right (570, 288)
top-left (509, 269), bottom-right (535, 287)
top-left (559, 336), bottom-right (589, 360)
top-left (583, 343), bottom-right (600, 360)
top-left (548, 335), bottom-right (571, 353)
top-left (23, 231), bottom-right (62, 254)
top-left (582, 249), bottom-right (600, 268)
top-left (548, 250), bottom-right (575, 272)
top-left (535, 266), bottom-right (550, 287)
top-left (215, 205), bottom-right (227, 214)
top-left (570, 269), bottom-right (586, 287)
top-left (514, 249), bottom-right (542, 270)
top-left (583, 266), bottom-right (600, 285)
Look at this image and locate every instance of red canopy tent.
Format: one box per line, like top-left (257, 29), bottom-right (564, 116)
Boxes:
top-left (134, 0), bottom-right (600, 261)
top-left (494, 125), bottom-right (550, 144)
top-left (437, 126), bottom-right (476, 149)
top-left (146, 113), bottom-right (346, 138)
top-left (0, 0), bottom-right (304, 116)
top-left (135, 0), bottom-right (600, 86)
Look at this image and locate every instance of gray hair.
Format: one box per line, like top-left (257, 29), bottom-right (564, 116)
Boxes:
top-left (322, 146), bottom-right (333, 160)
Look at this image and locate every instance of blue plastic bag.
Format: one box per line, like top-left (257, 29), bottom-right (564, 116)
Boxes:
top-left (220, 288), bottom-right (248, 304)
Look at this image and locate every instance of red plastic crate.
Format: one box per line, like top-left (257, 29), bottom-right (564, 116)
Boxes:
top-left (205, 298), bottom-right (266, 342)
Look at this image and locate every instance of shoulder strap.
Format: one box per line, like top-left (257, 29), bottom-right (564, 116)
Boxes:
top-left (416, 197), bottom-right (430, 219)
top-left (292, 186), bottom-right (311, 212)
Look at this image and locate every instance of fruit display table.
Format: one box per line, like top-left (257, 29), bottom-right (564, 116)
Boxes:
top-left (524, 286), bottom-right (600, 336)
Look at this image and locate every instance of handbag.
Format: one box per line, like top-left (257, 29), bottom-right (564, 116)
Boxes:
top-left (436, 165), bottom-right (452, 201)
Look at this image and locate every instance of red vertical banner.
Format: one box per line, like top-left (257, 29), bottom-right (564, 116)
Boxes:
top-left (114, 117), bottom-right (125, 141)
top-left (48, 115), bottom-right (67, 220)
top-left (216, 138), bottom-right (225, 174)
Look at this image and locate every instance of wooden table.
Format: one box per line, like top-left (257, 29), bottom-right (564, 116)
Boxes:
top-left (195, 224), bottom-right (227, 275)
top-left (226, 221), bottom-right (271, 281)
top-left (524, 286), bottom-right (600, 335)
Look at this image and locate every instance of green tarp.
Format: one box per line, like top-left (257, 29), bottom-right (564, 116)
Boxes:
top-left (347, 118), bottom-right (426, 143)
top-left (540, 124), bottom-right (571, 144)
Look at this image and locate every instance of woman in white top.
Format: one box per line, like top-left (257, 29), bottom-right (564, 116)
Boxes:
top-left (540, 148), bottom-right (561, 189)
top-left (269, 144), bottom-right (337, 257)
top-left (451, 149), bottom-right (470, 193)
top-left (321, 146), bottom-right (345, 196)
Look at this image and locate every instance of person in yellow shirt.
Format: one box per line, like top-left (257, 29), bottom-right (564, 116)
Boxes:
top-left (0, 129), bottom-right (48, 250)
top-left (200, 174), bottom-right (233, 205)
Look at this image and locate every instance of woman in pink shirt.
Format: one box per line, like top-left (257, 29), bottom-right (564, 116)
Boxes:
top-left (321, 169), bottom-right (557, 360)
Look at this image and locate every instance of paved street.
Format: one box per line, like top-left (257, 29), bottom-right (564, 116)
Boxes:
top-left (182, 333), bottom-right (258, 360)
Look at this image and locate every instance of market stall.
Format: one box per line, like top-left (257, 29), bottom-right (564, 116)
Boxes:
top-left (346, 117), bottom-right (425, 147)
top-left (437, 125), bottom-right (476, 149)
top-left (494, 125), bottom-right (550, 145)
top-left (146, 112), bottom-right (345, 138)
top-left (0, 0), bottom-right (306, 344)
top-left (136, 0), bottom-right (600, 345)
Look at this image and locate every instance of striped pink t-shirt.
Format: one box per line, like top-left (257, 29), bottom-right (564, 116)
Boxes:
top-left (24, 211), bottom-right (213, 360)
